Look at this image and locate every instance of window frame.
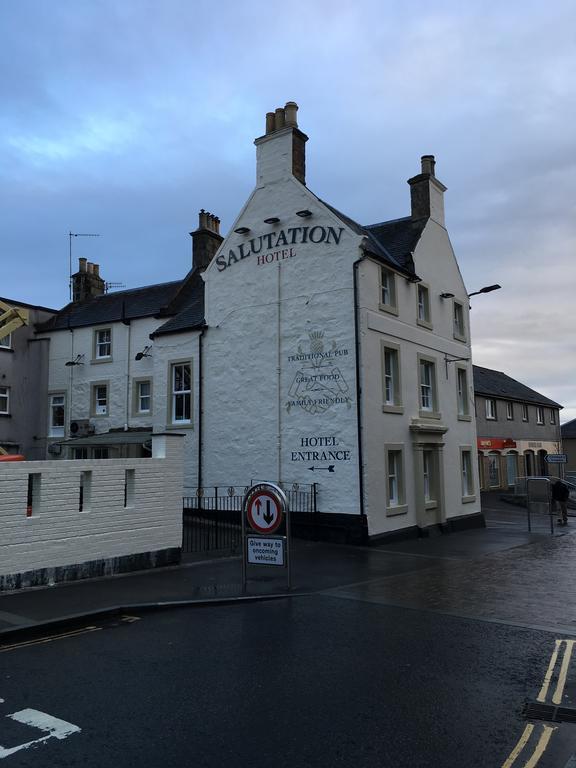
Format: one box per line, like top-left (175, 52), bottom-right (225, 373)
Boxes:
top-left (453, 301), bottom-right (466, 342)
top-left (506, 402), bottom-right (514, 421)
top-left (379, 268), bottom-right (398, 315)
top-left (550, 410), bottom-right (557, 425)
top-left (385, 444), bottom-right (407, 516)
top-left (485, 398), bottom-right (497, 420)
top-left (381, 341), bottom-right (403, 414)
top-left (0, 386), bottom-right (10, 415)
top-left (460, 446), bottom-right (475, 502)
top-left (522, 403), bottom-right (529, 422)
top-left (93, 327), bottom-right (112, 362)
top-left (91, 381), bottom-right (109, 417)
top-left (132, 378), bottom-right (153, 417)
top-left (0, 333), bottom-right (12, 349)
top-left (536, 406), bottom-right (544, 425)
top-left (169, 360), bottom-right (193, 426)
top-left (456, 365), bottom-right (470, 420)
top-left (417, 354), bottom-right (440, 419)
top-left (416, 282), bottom-right (432, 329)
top-left (49, 392), bottom-right (66, 437)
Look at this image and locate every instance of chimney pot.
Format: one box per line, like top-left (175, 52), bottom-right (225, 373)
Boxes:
top-left (93, 263), bottom-right (100, 277)
top-left (266, 112), bottom-right (275, 134)
top-left (284, 101), bottom-right (298, 127)
top-left (86, 262), bottom-right (93, 274)
top-left (78, 257), bottom-right (87, 272)
top-left (274, 107), bottom-right (286, 131)
top-left (421, 155), bottom-right (436, 176)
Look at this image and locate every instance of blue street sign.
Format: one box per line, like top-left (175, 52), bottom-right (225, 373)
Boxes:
top-left (544, 454), bottom-right (567, 464)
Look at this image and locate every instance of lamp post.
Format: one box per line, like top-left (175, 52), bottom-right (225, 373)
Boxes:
top-left (468, 284), bottom-right (501, 298)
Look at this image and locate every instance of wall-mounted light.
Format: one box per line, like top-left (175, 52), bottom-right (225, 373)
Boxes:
top-left (296, 210), bottom-right (312, 218)
top-left (440, 292), bottom-right (455, 299)
top-left (263, 217), bottom-right (280, 224)
top-left (65, 354), bottom-right (84, 367)
top-left (134, 345), bottom-right (152, 361)
top-left (234, 227), bottom-right (251, 234)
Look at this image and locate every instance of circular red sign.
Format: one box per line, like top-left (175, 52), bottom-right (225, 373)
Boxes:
top-left (246, 490), bottom-right (283, 534)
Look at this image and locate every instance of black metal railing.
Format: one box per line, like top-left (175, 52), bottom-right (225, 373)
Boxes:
top-left (182, 482), bottom-right (317, 553)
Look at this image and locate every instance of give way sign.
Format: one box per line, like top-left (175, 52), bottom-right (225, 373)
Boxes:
top-left (246, 490), bottom-right (283, 534)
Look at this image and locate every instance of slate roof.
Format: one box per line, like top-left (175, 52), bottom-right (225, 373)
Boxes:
top-left (473, 365), bottom-right (562, 409)
top-left (151, 269), bottom-right (205, 337)
top-left (317, 198), bottom-right (423, 277)
top-left (35, 281), bottom-right (183, 332)
top-left (561, 418), bottom-right (576, 438)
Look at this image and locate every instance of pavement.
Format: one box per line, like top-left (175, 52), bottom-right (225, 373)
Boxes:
top-left (1, 491), bottom-right (575, 641)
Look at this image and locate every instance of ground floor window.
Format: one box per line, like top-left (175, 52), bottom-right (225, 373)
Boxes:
top-left (423, 450), bottom-right (436, 502)
top-left (488, 453), bottom-right (500, 487)
top-left (461, 450), bottom-right (474, 497)
top-left (387, 449), bottom-right (404, 507)
top-left (49, 393), bottom-right (65, 437)
top-left (506, 452), bottom-right (518, 487)
top-left (0, 386), bottom-right (9, 415)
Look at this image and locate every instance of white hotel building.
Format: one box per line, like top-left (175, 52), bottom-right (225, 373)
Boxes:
top-left (37, 102), bottom-right (482, 542)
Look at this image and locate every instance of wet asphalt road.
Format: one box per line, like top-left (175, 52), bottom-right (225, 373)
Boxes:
top-left (2, 594), bottom-right (576, 768)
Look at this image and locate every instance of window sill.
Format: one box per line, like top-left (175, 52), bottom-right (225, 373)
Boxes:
top-left (457, 414), bottom-right (471, 422)
top-left (485, 417), bottom-right (497, 421)
top-left (425, 501), bottom-right (438, 510)
top-left (91, 413), bottom-right (109, 418)
top-left (168, 423), bottom-right (194, 430)
top-left (382, 404), bottom-right (404, 415)
top-left (419, 410), bottom-right (442, 420)
top-left (0, 348), bottom-right (14, 353)
top-left (453, 332), bottom-right (466, 343)
top-left (378, 303), bottom-right (399, 316)
top-left (0, 413), bottom-right (12, 418)
top-left (462, 495), bottom-right (476, 504)
top-left (91, 357), bottom-right (113, 365)
top-left (386, 503), bottom-right (408, 517)
top-left (417, 318), bottom-right (433, 330)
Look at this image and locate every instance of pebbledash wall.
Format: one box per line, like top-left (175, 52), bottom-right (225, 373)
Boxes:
top-left (0, 433), bottom-right (183, 590)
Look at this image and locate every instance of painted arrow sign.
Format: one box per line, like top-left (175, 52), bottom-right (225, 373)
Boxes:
top-left (247, 491), bottom-right (283, 534)
top-left (308, 465), bottom-right (335, 473)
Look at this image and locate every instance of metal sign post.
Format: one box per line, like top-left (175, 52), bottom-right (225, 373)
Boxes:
top-left (242, 482), bottom-right (291, 594)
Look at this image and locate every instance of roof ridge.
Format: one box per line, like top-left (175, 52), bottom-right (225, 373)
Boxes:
top-left (364, 216), bottom-right (412, 228)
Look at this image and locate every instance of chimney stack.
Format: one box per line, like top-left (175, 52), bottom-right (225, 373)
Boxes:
top-left (72, 257), bottom-right (105, 303)
top-left (255, 101), bottom-right (308, 186)
top-left (190, 209), bottom-right (224, 271)
top-left (407, 155), bottom-right (447, 226)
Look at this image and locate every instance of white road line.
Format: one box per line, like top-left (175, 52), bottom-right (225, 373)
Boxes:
top-left (0, 708), bottom-right (80, 758)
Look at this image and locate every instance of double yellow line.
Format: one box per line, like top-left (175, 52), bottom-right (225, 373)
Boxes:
top-left (502, 639), bottom-right (575, 768)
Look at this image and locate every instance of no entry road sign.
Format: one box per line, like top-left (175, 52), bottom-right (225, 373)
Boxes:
top-left (246, 490), bottom-right (283, 534)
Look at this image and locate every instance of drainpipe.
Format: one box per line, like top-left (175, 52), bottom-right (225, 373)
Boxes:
top-left (353, 258), bottom-right (366, 523)
top-left (124, 310), bottom-right (131, 435)
top-left (277, 264), bottom-right (282, 485)
top-left (197, 327), bottom-right (205, 491)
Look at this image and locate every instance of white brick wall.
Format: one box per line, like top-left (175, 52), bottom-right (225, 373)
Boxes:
top-left (0, 434), bottom-right (184, 577)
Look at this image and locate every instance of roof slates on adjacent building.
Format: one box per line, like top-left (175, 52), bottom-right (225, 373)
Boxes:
top-left (473, 365), bottom-right (562, 409)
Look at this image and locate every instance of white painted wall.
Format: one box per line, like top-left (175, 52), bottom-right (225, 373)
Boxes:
top-left (359, 219), bottom-right (481, 535)
top-left (0, 434), bottom-right (183, 578)
top-left (203, 175), bottom-right (363, 515)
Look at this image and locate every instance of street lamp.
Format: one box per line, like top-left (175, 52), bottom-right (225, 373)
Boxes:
top-left (467, 284), bottom-right (501, 298)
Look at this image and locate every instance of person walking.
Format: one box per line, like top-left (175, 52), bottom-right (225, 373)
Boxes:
top-left (552, 479), bottom-right (570, 525)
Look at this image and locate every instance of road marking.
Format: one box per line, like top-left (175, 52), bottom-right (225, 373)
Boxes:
top-left (0, 708), bottom-right (80, 758)
top-left (524, 725), bottom-right (555, 768)
top-left (537, 639), bottom-right (563, 702)
top-left (501, 723), bottom-right (534, 768)
top-left (554, 640), bottom-right (575, 704)
top-left (502, 637), bottom-right (576, 767)
top-left (0, 625), bottom-right (102, 653)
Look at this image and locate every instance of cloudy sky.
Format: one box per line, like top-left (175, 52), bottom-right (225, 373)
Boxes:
top-left (2, 0), bottom-right (575, 420)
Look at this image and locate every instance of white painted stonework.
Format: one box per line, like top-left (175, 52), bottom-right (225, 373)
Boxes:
top-left (202, 177), bottom-right (362, 515)
top-left (39, 108), bottom-right (482, 540)
top-left (0, 434), bottom-right (183, 579)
